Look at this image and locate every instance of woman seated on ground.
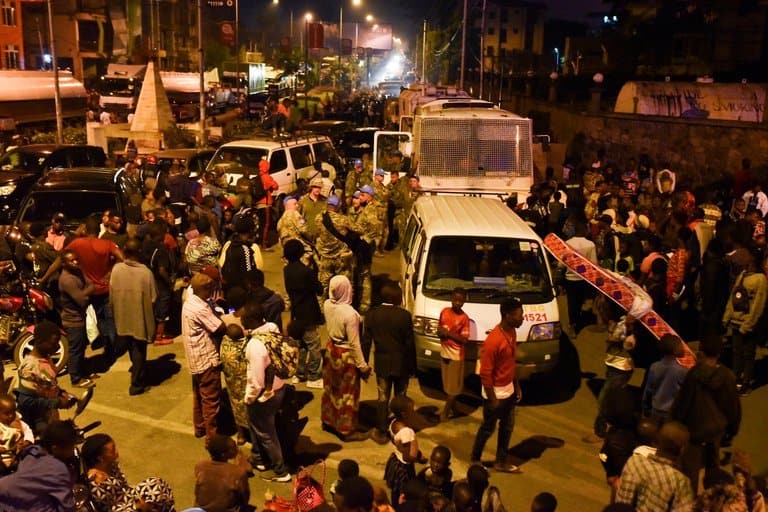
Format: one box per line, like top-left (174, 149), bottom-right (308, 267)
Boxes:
top-left (82, 433), bottom-right (175, 512)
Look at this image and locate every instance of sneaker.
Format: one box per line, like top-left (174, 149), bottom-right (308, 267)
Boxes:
top-left (252, 463), bottom-right (268, 472)
top-left (290, 376), bottom-right (302, 384)
top-left (271, 473), bottom-right (292, 483)
top-left (73, 378), bottom-right (96, 389)
top-left (492, 462), bottom-right (522, 474)
top-left (257, 389), bottom-right (275, 403)
top-left (154, 337), bottom-right (174, 346)
top-left (306, 378), bottom-right (324, 389)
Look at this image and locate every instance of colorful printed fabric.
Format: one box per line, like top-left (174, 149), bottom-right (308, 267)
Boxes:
top-left (321, 342), bottom-right (361, 436)
top-left (219, 335), bottom-right (250, 428)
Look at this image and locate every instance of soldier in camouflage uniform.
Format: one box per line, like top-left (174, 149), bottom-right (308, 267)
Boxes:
top-left (348, 191), bottom-right (363, 223)
top-left (395, 175), bottom-right (423, 244)
top-left (344, 158), bottom-right (372, 208)
top-left (354, 184), bottom-right (381, 313)
top-left (372, 168), bottom-right (390, 256)
top-left (314, 194), bottom-right (359, 299)
top-left (298, 177), bottom-right (327, 242)
top-left (389, 170), bottom-right (408, 246)
top-left (277, 196), bottom-right (312, 266)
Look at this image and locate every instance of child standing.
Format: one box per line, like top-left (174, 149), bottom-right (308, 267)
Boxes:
top-left (194, 434), bottom-right (251, 512)
top-left (437, 288), bottom-right (470, 422)
top-left (642, 335), bottom-right (689, 420)
top-left (384, 396), bottom-right (423, 506)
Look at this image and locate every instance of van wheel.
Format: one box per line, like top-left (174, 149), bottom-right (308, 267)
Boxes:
top-left (13, 330), bottom-right (69, 375)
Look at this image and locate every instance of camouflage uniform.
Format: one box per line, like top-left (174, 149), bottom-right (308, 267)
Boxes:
top-left (298, 194), bottom-right (327, 242)
top-left (353, 201), bottom-right (381, 313)
top-left (344, 170), bottom-right (372, 206)
top-left (277, 208), bottom-right (313, 266)
top-left (314, 210), bottom-right (358, 298)
top-left (390, 179), bottom-right (409, 245)
top-left (373, 180), bottom-right (390, 252)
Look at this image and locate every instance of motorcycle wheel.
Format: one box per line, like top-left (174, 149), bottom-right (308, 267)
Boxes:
top-left (13, 330), bottom-right (70, 374)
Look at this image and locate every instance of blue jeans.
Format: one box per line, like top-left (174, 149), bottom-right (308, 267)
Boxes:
top-left (298, 326), bottom-right (322, 381)
top-left (247, 386), bottom-right (288, 476)
top-left (471, 395), bottom-right (516, 463)
top-left (90, 294), bottom-right (116, 362)
top-left (594, 366), bottom-right (633, 437)
top-left (66, 325), bottom-right (88, 384)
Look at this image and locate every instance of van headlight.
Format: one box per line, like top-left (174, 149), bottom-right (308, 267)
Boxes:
top-left (413, 316), bottom-right (439, 336)
top-left (0, 184), bottom-right (16, 196)
top-left (528, 322), bottom-right (562, 341)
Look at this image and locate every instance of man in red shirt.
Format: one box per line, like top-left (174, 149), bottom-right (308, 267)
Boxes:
top-left (437, 288), bottom-right (470, 422)
top-left (256, 157), bottom-right (279, 251)
top-left (470, 297), bottom-right (524, 473)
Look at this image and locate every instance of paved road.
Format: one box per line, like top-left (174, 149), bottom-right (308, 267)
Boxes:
top-left (5, 248), bottom-right (767, 511)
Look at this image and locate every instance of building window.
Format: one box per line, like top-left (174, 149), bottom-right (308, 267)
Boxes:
top-left (488, 10), bottom-right (495, 20)
top-left (487, 46), bottom-right (494, 57)
top-left (4, 44), bottom-right (19, 68)
top-left (500, 29), bottom-right (507, 44)
top-left (488, 26), bottom-right (495, 35)
top-left (512, 27), bottom-right (519, 35)
top-left (500, 8), bottom-right (508, 23)
top-left (1, 0), bottom-right (16, 26)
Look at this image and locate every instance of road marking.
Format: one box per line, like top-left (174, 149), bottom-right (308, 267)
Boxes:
top-left (86, 401), bottom-right (193, 436)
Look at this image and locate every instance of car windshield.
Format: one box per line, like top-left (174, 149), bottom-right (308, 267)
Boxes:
top-left (0, 149), bottom-right (46, 173)
top-left (206, 147), bottom-right (268, 174)
top-left (19, 191), bottom-right (118, 228)
top-left (423, 236), bottom-right (552, 303)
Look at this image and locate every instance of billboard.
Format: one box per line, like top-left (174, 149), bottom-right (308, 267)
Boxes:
top-left (322, 22), bottom-right (393, 51)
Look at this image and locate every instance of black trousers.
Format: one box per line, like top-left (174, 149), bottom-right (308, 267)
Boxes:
top-left (116, 335), bottom-right (147, 389)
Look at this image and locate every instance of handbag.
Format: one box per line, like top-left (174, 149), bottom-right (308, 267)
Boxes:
top-left (732, 272), bottom-right (751, 313)
top-left (85, 305), bottom-right (99, 342)
top-left (294, 460), bottom-right (326, 512)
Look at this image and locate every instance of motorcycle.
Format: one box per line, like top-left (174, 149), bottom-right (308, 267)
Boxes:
top-left (70, 387), bottom-right (100, 512)
top-left (0, 269), bottom-right (69, 373)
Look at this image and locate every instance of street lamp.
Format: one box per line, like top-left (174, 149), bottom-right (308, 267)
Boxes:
top-left (366, 14), bottom-right (374, 22)
top-left (305, 13), bottom-right (313, 94)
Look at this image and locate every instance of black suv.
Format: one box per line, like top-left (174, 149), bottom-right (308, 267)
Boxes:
top-left (0, 144), bottom-right (107, 223)
top-left (15, 168), bottom-right (133, 234)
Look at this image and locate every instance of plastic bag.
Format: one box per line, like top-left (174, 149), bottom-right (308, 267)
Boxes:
top-left (85, 305), bottom-right (99, 342)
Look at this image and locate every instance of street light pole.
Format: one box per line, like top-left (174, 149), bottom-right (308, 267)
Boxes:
top-left (198, 0), bottom-right (206, 146)
top-left (46, 0), bottom-right (62, 145)
top-left (459, 0), bottom-right (467, 90)
top-left (235, 0), bottom-right (240, 98)
top-left (305, 13), bottom-right (312, 95)
top-left (338, 4), bottom-right (343, 87)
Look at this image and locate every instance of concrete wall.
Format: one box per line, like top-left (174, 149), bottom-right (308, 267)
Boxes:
top-left (505, 94), bottom-right (768, 186)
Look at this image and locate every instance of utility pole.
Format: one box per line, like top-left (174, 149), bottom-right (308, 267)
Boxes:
top-left (46, 0), bottom-right (62, 144)
top-left (235, 0), bottom-right (240, 98)
top-left (421, 20), bottom-right (427, 84)
top-left (198, 0), bottom-right (206, 147)
top-left (459, 0), bottom-right (467, 90)
top-left (479, 0), bottom-right (486, 99)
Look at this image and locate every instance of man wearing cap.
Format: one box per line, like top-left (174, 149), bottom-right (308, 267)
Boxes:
top-left (45, 213), bottom-right (73, 252)
top-left (388, 170), bottom-right (406, 247)
top-left (315, 194), bottom-right (360, 298)
top-left (390, 149), bottom-right (411, 176)
top-left (394, 175), bottom-right (423, 245)
top-left (372, 169), bottom-right (389, 256)
top-left (181, 272), bottom-right (225, 442)
top-left (277, 196), bottom-right (312, 265)
top-left (345, 158), bottom-right (372, 207)
top-left (354, 184), bottom-right (380, 313)
top-left (299, 177), bottom-right (327, 242)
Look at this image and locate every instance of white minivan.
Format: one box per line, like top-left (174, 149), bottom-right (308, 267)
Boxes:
top-left (205, 135), bottom-right (338, 197)
top-left (400, 195), bottom-right (561, 379)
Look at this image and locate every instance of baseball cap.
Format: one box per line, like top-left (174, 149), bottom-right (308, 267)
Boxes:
top-left (52, 212), bottom-right (66, 222)
top-left (374, 168), bottom-right (385, 177)
top-left (327, 194), bottom-right (341, 208)
top-left (190, 272), bottom-right (213, 291)
top-left (352, 190), bottom-right (361, 199)
top-left (283, 195), bottom-right (298, 207)
top-left (310, 177), bottom-right (323, 188)
top-left (358, 184), bottom-right (375, 196)
top-left (353, 159), bottom-right (363, 167)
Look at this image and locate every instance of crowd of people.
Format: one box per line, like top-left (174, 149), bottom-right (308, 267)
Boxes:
top-left (0, 140), bottom-right (764, 511)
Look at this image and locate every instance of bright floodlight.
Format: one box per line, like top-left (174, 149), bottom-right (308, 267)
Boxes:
top-left (305, 12), bottom-right (313, 21)
top-left (366, 14), bottom-right (374, 22)
top-left (352, 0), bottom-right (362, 6)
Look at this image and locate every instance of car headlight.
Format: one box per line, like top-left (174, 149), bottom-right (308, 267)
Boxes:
top-left (413, 316), bottom-right (439, 336)
top-left (528, 322), bottom-right (562, 341)
top-left (0, 184), bottom-right (16, 196)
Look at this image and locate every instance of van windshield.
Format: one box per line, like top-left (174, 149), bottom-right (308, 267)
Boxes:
top-left (206, 147), bottom-right (268, 175)
top-left (422, 236), bottom-right (553, 303)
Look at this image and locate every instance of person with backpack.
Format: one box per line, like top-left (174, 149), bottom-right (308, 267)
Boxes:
top-left (242, 301), bottom-right (292, 482)
top-left (219, 215), bottom-right (263, 296)
top-left (254, 157), bottom-right (279, 251)
top-left (722, 244), bottom-right (768, 395)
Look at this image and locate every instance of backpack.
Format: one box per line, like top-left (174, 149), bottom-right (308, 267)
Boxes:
top-left (254, 331), bottom-right (299, 379)
top-left (250, 175), bottom-right (267, 202)
top-left (221, 239), bottom-right (256, 284)
top-left (731, 271), bottom-right (751, 313)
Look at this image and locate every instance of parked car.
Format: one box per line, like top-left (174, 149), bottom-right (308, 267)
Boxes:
top-left (15, 167), bottom-right (133, 235)
top-left (0, 144), bottom-right (107, 223)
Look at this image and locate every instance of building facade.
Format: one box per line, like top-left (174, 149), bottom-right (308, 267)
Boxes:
top-left (0, 0), bottom-right (24, 69)
top-left (477, 0), bottom-right (545, 74)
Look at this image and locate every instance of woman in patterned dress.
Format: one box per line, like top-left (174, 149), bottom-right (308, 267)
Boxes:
top-left (219, 287), bottom-right (250, 445)
top-left (82, 433), bottom-right (175, 512)
top-left (184, 216), bottom-right (221, 274)
top-left (321, 275), bottom-right (372, 442)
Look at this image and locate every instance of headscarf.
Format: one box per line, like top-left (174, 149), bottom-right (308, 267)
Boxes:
top-left (328, 275), bottom-right (353, 305)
